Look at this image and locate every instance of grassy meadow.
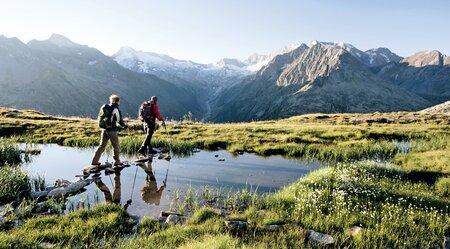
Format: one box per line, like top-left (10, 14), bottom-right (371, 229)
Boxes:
top-left (0, 107), bottom-right (449, 248)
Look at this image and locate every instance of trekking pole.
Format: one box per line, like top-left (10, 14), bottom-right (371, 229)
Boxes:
top-left (163, 125), bottom-right (173, 155)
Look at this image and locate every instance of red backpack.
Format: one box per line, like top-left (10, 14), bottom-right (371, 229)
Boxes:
top-left (139, 101), bottom-right (154, 122)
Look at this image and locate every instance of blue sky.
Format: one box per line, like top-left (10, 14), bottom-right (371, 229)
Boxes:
top-left (0, 0), bottom-right (449, 63)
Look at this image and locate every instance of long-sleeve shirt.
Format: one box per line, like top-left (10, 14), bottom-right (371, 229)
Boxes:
top-left (151, 101), bottom-right (165, 122)
top-left (109, 103), bottom-right (126, 131)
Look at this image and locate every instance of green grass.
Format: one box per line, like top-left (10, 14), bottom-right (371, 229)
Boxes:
top-left (270, 162), bottom-right (450, 248)
top-left (0, 142), bottom-right (22, 166)
top-left (1, 107), bottom-right (449, 162)
top-left (0, 164), bottom-right (30, 203)
top-left (1, 107), bottom-right (449, 248)
top-left (0, 203), bottom-right (133, 248)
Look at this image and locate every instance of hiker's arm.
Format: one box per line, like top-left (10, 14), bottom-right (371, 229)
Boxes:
top-left (153, 104), bottom-right (165, 122)
top-left (114, 109), bottom-right (127, 127)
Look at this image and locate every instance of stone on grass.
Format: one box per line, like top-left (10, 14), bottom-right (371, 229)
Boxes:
top-left (348, 226), bottom-right (363, 237)
top-left (165, 214), bottom-right (180, 225)
top-left (265, 224), bottom-right (285, 231)
top-left (39, 242), bottom-right (56, 249)
top-left (219, 158), bottom-right (225, 161)
top-left (224, 220), bottom-right (247, 231)
top-left (307, 230), bottom-right (334, 245)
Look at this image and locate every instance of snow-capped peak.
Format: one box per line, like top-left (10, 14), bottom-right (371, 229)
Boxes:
top-left (243, 44), bottom-right (300, 72)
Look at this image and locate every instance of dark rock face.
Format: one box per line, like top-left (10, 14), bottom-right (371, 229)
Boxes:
top-left (210, 44), bottom-right (431, 122)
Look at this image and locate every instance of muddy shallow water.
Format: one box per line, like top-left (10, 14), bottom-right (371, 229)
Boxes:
top-left (23, 144), bottom-right (320, 217)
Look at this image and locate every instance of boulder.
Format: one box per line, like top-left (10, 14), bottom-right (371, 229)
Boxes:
top-left (165, 214), bottom-right (180, 225)
top-left (307, 230), bottom-right (334, 246)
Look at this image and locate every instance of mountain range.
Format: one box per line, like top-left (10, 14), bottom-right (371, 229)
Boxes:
top-left (0, 34), bottom-right (448, 122)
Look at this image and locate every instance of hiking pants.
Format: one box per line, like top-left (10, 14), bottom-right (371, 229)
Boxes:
top-left (139, 121), bottom-right (155, 153)
top-left (91, 130), bottom-right (120, 164)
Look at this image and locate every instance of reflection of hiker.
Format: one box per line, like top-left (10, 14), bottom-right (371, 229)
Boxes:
top-left (137, 161), bottom-right (166, 205)
top-left (93, 168), bottom-right (128, 209)
top-left (137, 96), bottom-right (165, 157)
top-left (91, 94), bottom-right (128, 167)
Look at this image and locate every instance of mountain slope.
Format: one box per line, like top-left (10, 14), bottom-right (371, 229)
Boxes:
top-left (209, 43), bottom-right (430, 122)
top-left (0, 34), bottom-right (204, 119)
top-left (378, 50), bottom-right (450, 104)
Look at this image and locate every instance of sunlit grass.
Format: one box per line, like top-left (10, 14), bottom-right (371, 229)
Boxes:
top-left (0, 164), bottom-right (30, 203)
top-left (1, 107), bottom-right (450, 248)
top-left (0, 203), bottom-right (133, 248)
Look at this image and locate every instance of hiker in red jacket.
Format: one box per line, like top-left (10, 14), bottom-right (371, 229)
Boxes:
top-left (138, 96), bottom-right (165, 157)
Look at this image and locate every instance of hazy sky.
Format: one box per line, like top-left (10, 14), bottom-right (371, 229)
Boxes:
top-left (0, 0), bottom-right (449, 63)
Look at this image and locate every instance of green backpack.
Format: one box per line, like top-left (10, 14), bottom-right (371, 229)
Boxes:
top-left (98, 104), bottom-right (114, 129)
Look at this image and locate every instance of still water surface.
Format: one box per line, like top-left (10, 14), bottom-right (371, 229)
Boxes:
top-left (24, 144), bottom-right (320, 217)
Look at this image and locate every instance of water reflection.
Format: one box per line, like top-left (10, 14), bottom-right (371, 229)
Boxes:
top-left (136, 161), bottom-right (167, 206)
top-left (23, 144), bottom-right (320, 217)
top-left (93, 160), bottom-right (169, 209)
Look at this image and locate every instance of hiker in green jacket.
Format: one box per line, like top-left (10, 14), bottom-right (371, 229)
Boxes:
top-left (91, 94), bottom-right (128, 167)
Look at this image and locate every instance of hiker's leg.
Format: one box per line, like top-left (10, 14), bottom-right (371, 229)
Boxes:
top-left (91, 130), bottom-right (109, 165)
top-left (139, 122), bottom-right (155, 154)
top-left (107, 131), bottom-right (121, 164)
top-left (138, 123), bottom-right (149, 155)
top-left (145, 122), bottom-right (155, 151)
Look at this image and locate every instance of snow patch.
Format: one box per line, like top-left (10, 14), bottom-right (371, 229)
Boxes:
top-left (381, 53), bottom-right (390, 62)
top-left (88, 60), bottom-right (97, 65)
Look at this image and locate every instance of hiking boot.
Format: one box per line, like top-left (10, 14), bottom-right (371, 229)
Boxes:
top-left (149, 148), bottom-right (158, 154)
top-left (104, 168), bottom-right (115, 175)
top-left (138, 147), bottom-right (147, 155)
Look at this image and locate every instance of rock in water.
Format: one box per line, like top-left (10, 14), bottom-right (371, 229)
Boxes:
top-left (30, 191), bottom-right (50, 201)
top-left (62, 179), bottom-right (93, 196)
top-left (308, 230), bottom-right (334, 245)
top-left (47, 179), bottom-right (93, 198)
top-left (47, 187), bottom-right (65, 198)
top-left (55, 179), bottom-right (71, 187)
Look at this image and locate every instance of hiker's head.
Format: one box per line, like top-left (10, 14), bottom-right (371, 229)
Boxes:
top-left (151, 96), bottom-right (157, 103)
top-left (110, 94), bottom-right (120, 105)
